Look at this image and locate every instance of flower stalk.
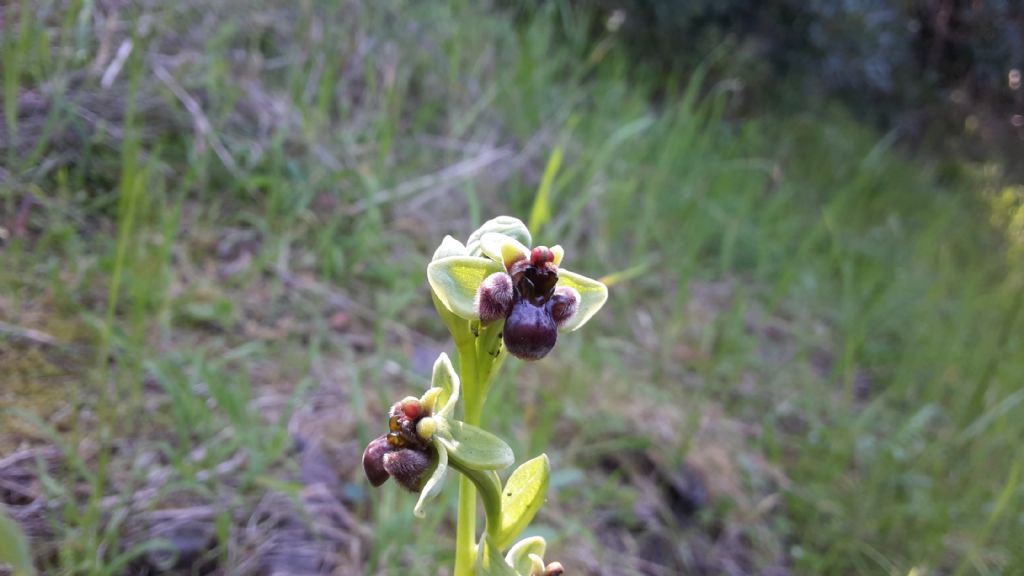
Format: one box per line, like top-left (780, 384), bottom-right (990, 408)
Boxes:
top-left (362, 216), bottom-right (607, 575)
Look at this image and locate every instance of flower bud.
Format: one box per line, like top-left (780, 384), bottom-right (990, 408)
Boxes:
top-left (475, 272), bottom-right (514, 323)
top-left (363, 435), bottom-right (394, 487)
top-left (383, 448), bottom-right (433, 492)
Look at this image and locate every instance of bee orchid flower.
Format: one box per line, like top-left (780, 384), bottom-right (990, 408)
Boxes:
top-left (428, 217), bottom-right (608, 361)
top-left (362, 353), bottom-right (514, 517)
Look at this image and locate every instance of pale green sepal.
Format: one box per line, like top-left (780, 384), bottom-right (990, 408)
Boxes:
top-left (480, 232), bottom-right (530, 267)
top-left (0, 508), bottom-right (36, 576)
top-left (437, 421), bottom-right (514, 471)
top-left (555, 268), bottom-right (609, 332)
top-left (432, 235), bottom-right (468, 261)
top-left (430, 353), bottom-right (461, 417)
top-left (467, 216), bottom-right (532, 257)
top-left (431, 291), bottom-right (472, 345)
top-left (496, 454), bottom-right (550, 551)
top-left (505, 536), bottom-right (547, 576)
top-left (413, 445), bottom-right (448, 518)
top-left (475, 535), bottom-right (520, 576)
top-left (427, 256), bottom-right (503, 320)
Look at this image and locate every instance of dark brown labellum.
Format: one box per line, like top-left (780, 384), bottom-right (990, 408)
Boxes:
top-left (363, 435), bottom-right (394, 487)
top-left (383, 448), bottom-right (433, 492)
top-left (503, 300), bottom-right (557, 361)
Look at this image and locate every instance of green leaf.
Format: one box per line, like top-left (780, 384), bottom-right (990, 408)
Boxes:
top-left (427, 256), bottom-right (503, 321)
top-left (430, 353), bottom-right (460, 416)
top-left (555, 268), bottom-right (609, 332)
top-left (475, 535), bottom-right (519, 576)
top-left (413, 445), bottom-right (448, 518)
top-left (496, 454), bottom-right (550, 551)
top-left (504, 536), bottom-right (547, 576)
top-left (432, 235), bottom-right (468, 261)
top-left (437, 420), bottom-right (514, 471)
top-left (0, 508), bottom-right (36, 576)
top-left (467, 216), bottom-right (532, 257)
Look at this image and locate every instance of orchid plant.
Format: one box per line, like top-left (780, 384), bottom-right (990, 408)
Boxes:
top-left (362, 216), bottom-right (608, 575)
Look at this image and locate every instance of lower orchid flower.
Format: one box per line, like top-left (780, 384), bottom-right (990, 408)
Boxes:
top-left (362, 353), bottom-right (514, 517)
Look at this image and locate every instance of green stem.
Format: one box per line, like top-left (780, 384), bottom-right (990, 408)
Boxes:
top-left (453, 323), bottom-right (506, 575)
top-left (450, 462), bottom-right (503, 543)
top-left (454, 341), bottom-right (481, 576)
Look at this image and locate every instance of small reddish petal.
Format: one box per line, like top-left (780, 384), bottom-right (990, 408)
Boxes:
top-left (475, 272), bottom-right (514, 323)
top-left (531, 246), bottom-right (553, 266)
top-left (401, 398), bottom-right (422, 420)
top-left (383, 449), bottom-right (433, 492)
top-left (549, 286), bottom-right (580, 328)
top-left (363, 436), bottom-right (394, 487)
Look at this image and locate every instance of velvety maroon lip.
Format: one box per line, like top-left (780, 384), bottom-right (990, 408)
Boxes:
top-left (503, 299), bottom-right (558, 361)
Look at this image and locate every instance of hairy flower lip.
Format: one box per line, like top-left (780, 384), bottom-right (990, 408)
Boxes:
top-left (363, 435), bottom-right (393, 487)
top-left (503, 299), bottom-right (558, 361)
top-left (383, 447), bottom-right (434, 492)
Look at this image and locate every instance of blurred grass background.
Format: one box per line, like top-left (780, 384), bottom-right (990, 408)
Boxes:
top-left (1, 1), bottom-right (1023, 574)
